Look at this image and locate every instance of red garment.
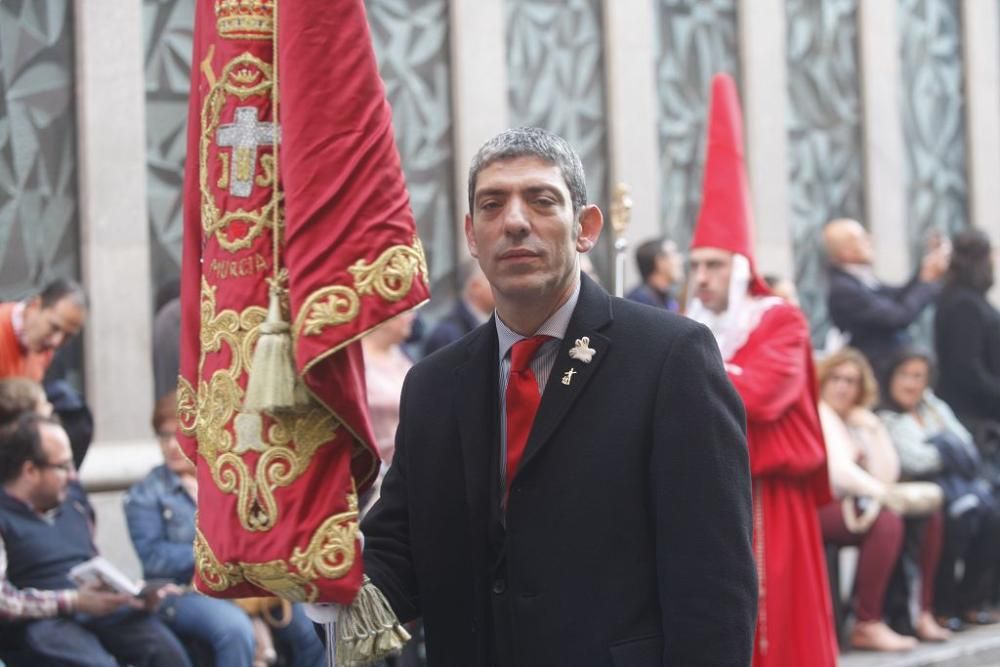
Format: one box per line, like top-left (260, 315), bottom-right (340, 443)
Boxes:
top-left (505, 335), bottom-right (549, 493)
top-left (726, 301), bottom-right (837, 667)
top-left (177, 0), bottom-right (429, 605)
top-left (0, 303), bottom-right (51, 382)
top-left (690, 74), bottom-right (769, 296)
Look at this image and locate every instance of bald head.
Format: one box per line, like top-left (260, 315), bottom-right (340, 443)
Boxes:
top-left (823, 218), bottom-right (873, 267)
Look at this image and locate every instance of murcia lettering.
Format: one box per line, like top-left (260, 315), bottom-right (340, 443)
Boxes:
top-left (210, 253), bottom-right (269, 280)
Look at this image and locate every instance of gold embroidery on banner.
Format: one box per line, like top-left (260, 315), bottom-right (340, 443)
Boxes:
top-left (349, 236), bottom-right (429, 302)
top-left (256, 154), bottom-right (276, 188)
top-left (192, 278), bottom-right (338, 532)
top-left (215, 0), bottom-right (275, 40)
top-left (289, 491), bottom-right (359, 579)
top-left (177, 376), bottom-right (198, 438)
top-left (194, 526), bottom-right (243, 592)
top-left (299, 287), bottom-right (360, 336)
top-left (200, 45), bottom-right (217, 87)
top-left (241, 562), bottom-right (315, 603)
top-left (200, 53), bottom-right (278, 255)
top-left (209, 253), bottom-right (269, 281)
top-left (193, 491), bottom-right (359, 602)
top-left (216, 153), bottom-right (230, 190)
top-left (295, 237), bottom-right (429, 339)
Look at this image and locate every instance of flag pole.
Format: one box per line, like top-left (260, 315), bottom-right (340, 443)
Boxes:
top-left (324, 620), bottom-right (337, 667)
top-left (610, 182), bottom-right (633, 298)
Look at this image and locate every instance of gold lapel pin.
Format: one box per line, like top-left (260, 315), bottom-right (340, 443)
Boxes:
top-left (561, 368), bottom-right (577, 386)
top-left (568, 336), bottom-right (596, 363)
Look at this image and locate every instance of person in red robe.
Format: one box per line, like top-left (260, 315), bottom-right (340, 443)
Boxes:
top-left (686, 74), bottom-right (837, 667)
top-left (0, 279), bottom-right (87, 382)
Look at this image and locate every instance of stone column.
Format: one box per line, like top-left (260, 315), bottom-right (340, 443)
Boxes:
top-left (449, 0), bottom-right (509, 254)
top-left (962, 0), bottom-right (1000, 303)
top-left (738, 0), bottom-right (793, 281)
top-left (858, 0), bottom-right (909, 283)
top-left (74, 1), bottom-right (153, 444)
top-left (602, 0), bottom-right (661, 291)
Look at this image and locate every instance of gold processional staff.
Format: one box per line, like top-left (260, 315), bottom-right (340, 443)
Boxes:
top-left (610, 182), bottom-right (633, 298)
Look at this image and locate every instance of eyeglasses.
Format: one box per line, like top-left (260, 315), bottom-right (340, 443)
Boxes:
top-left (38, 460), bottom-right (75, 474)
top-left (827, 373), bottom-right (861, 386)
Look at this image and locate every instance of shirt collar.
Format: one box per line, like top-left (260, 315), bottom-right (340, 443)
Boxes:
top-left (842, 263), bottom-right (881, 289)
top-left (495, 278), bottom-right (580, 363)
top-left (161, 465), bottom-right (187, 493)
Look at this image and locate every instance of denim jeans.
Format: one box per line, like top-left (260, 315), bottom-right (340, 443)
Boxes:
top-left (159, 592), bottom-right (325, 667)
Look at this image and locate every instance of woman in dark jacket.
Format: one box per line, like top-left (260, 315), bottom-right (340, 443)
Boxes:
top-left (934, 228), bottom-right (1000, 457)
top-left (879, 347), bottom-right (1000, 627)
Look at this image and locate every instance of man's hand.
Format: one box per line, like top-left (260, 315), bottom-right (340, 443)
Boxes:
top-left (303, 602), bottom-right (341, 624)
top-left (137, 582), bottom-right (184, 612)
top-left (919, 242), bottom-right (951, 282)
top-left (75, 589), bottom-right (140, 616)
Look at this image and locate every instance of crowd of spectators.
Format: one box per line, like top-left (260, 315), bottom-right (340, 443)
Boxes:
top-left (0, 217), bottom-right (995, 664)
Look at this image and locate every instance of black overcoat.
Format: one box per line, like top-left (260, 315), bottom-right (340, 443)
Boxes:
top-left (362, 274), bottom-right (757, 666)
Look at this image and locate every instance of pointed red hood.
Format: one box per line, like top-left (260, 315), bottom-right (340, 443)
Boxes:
top-left (691, 73), bottom-right (770, 296)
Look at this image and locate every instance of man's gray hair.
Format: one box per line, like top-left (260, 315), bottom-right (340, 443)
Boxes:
top-left (467, 127), bottom-right (588, 215)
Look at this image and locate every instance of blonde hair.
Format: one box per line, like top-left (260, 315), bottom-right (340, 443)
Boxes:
top-left (816, 347), bottom-right (879, 409)
top-left (0, 378), bottom-right (46, 427)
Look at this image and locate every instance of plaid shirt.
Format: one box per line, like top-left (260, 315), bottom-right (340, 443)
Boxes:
top-left (0, 497), bottom-right (80, 620)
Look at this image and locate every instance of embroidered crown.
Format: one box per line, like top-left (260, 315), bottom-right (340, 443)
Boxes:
top-left (215, 0), bottom-right (275, 40)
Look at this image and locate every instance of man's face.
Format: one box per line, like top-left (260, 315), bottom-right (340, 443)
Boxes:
top-left (841, 221), bottom-right (873, 265)
top-left (28, 423), bottom-right (76, 512)
top-left (465, 156), bottom-right (600, 309)
top-left (689, 247), bottom-right (734, 314)
top-left (22, 297), bottom-right (86, 353)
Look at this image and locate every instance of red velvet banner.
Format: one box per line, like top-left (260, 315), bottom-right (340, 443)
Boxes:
top-left (176, 0), bottom-right (429, 605)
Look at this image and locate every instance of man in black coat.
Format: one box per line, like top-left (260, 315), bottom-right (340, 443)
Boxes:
top-left (823, 218), bottom-right (948, 371)
top-left (361, 128), bottom-right (756, 666)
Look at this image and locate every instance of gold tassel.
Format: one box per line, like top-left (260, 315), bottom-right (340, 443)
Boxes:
top-left (244, 287), bottom-right (307, 412)
top-left (335, 576), bottom-right (411, 666)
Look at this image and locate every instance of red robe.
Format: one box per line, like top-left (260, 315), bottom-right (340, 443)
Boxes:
top-left (725, 300), bottom-right (837, 667)
top-left (0, 303), bottom-right (51, 382)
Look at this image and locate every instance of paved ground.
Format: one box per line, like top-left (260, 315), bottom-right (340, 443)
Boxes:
top-left (840, 625), bottom-right (1000, 667)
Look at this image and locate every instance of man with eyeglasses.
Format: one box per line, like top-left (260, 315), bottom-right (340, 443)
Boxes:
top-left (0, 413), bottom-right (192, 666)
top-left (0, 278), bottom-right (87, 382)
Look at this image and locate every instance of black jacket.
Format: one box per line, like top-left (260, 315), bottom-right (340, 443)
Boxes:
top-left (362, 274), bottom-right (756, 666)
top-left (827, 267), bottom-right (938, 369)
top-left (935, 285), bottom-right (1000, 423)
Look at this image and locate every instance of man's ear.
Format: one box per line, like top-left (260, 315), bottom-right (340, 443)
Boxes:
top-left (575, 205), bottom-right (604, 253)
top-left (464, 213), bottom-right (479, 258)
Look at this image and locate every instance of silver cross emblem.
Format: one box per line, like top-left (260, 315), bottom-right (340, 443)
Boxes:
top-left (216, 106), bottom-right (280, 198)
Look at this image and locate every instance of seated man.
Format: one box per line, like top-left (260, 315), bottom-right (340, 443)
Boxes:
top-left (124, 392), bottom-right (325, 667)
top-left (0, 412), bottom-right (190, 667)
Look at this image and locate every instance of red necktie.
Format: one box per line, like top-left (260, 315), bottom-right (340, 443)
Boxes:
top-left (505, 335), bottom-right (550, 494)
